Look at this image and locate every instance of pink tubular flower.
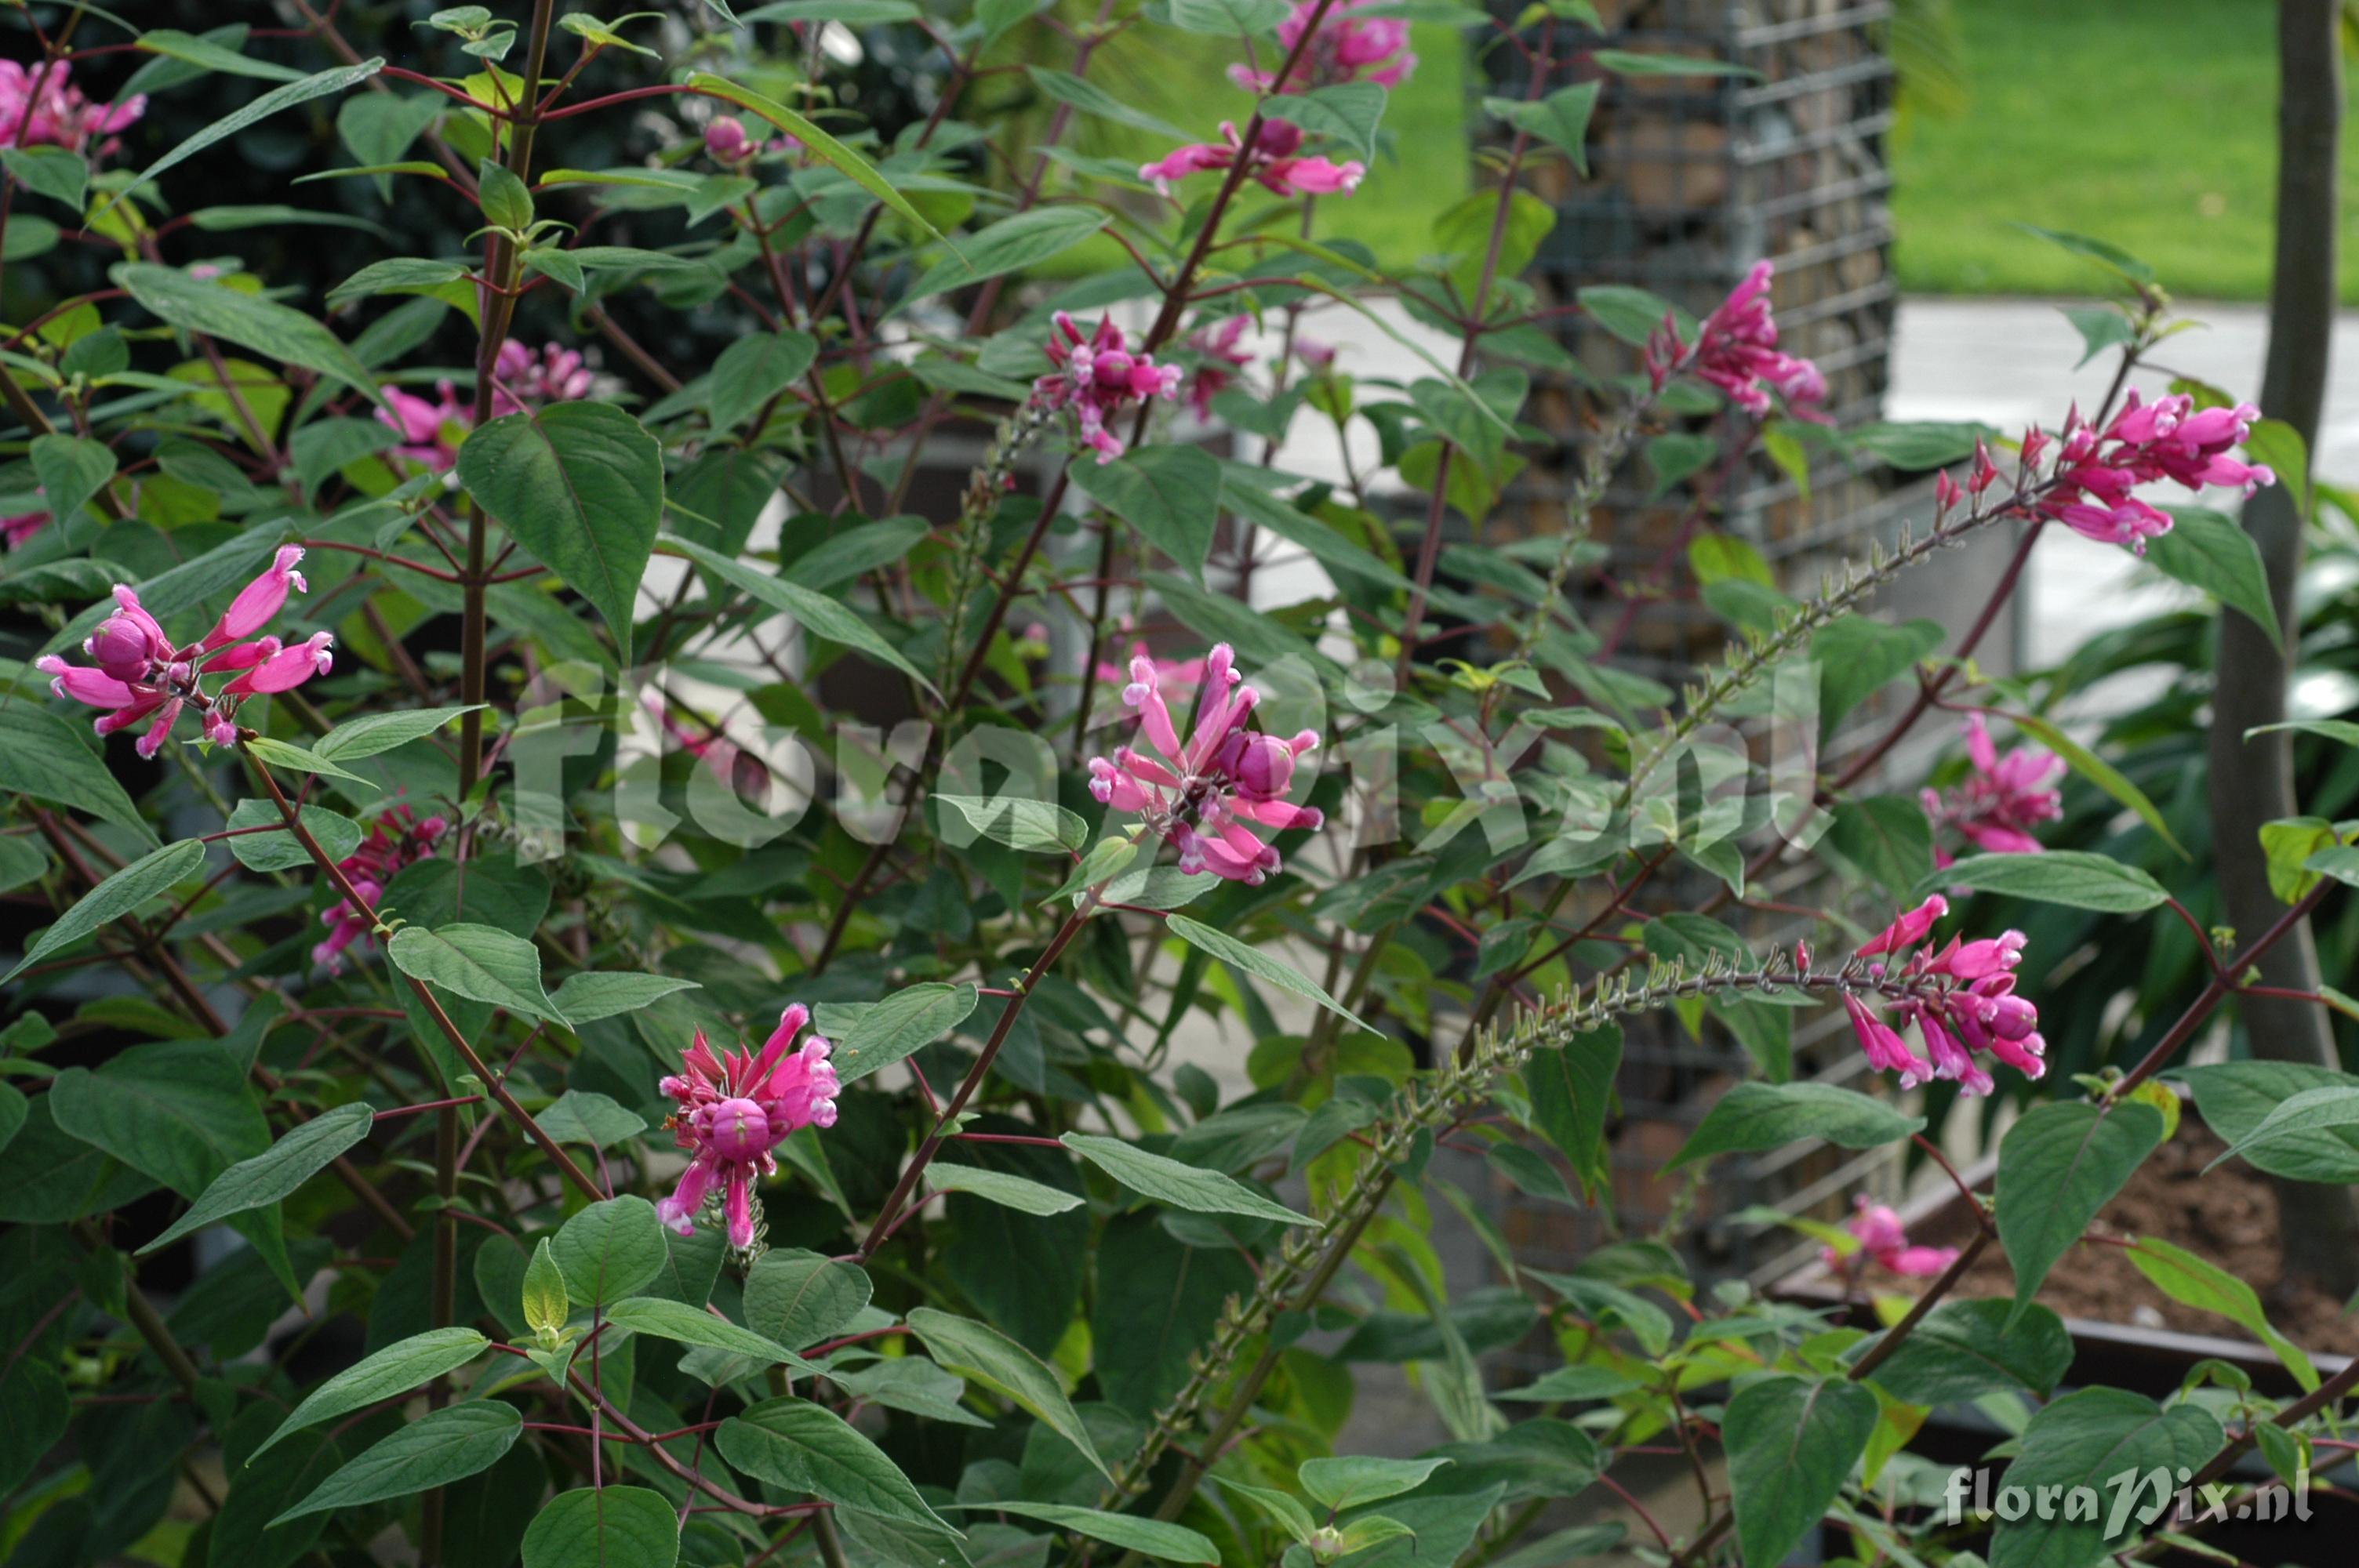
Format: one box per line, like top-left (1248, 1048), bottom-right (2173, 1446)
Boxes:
top-left (36, 555), bottom-right (329, 760)
top-left (1821, 1196), bottom-right (1961, 1279)
top-left (1184, 316), bottom-right (1254, 420)
top-left (1140, 119), bottom-right (1365, 201)
top-left (1642, 260), bottom-right (1827, 422)
top-left (657, 1007), bottom-right (841, 1249)
top-left (1841, 896), bottom-right (2045, 1096)
top-left (314, 805), bottom-right (449, 972)
top-left (0, 60), bottom-right (146, 154)
top-left (704, 116), bottom-right (751, 163)
top-left (1922, 713), bottom-right (2063, 865)
top-left (1087, 643), bottom-right (1324, 884)
top-left (2025, 390), bottom-right (2274, 553)
top-left (2, 508), bottom-right (45, 549)
top-left (1229, 0), bottom-right (1416, 93)
top-left (1030, 313), bottom-right (1183, 464)
top-left (375, 340), bottom-right (594, 474)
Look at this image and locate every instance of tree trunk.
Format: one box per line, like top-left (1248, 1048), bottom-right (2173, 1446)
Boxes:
top-left (2206, 0), bottom-right (2357, 1299)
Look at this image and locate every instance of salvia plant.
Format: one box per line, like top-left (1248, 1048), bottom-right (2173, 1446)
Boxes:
top-left (0, 4), bottom-right (2350, 1568)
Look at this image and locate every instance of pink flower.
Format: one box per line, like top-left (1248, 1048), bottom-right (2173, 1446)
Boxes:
top-left (704, 117), bottom-right (751, 162)
top-left (1922, 713), bottom-right (2063, 864)
top-left (35, 557), bottom-right (328, 760)
top-left (1183, 316), bottom-right (1255, 421)
top-left (1141, 120), bottom-right (1365, 201)
top-left (375, 340), bottom-right (594, 474)
top-left (1087, 643), bottom-right (1324, 884)
top-left (642, 691), bottom-right (772, 800)
top-left (1821, 1196), bottom-right (1960, 1278)
top-left (1841, 896), bottom-right (2045, 1096)
top-left (0, 60), bottom-right (145, 154)
top-left (1229, 0), bottom-right (1416, 93)
top-left (1030, 313), bottom-right (1183, 464)
top-left (1645, 261), bottom-right (1827, 422)
top-left (1296, 339), bottom-right (1336, 371)
top-left (3, 499), bottom-right (46, 550)
top-left (314, 805), bottom-right (449, 972)
top-left (657, 1007), bottom-right (840, 1249)
top-left (2024, 391), bottom-right (2274, 553)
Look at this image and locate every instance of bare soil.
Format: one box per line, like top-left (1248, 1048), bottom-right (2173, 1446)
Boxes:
top-left (1939, 1121), bottom-right (2359, 1359)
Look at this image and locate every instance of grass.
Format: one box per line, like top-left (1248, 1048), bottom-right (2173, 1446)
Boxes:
top-left (1889, 0), bottom-right (2359, 302)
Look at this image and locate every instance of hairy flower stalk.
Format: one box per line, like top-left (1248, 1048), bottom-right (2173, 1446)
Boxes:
top-left (1100, 951), bottom-right (1971, 1517)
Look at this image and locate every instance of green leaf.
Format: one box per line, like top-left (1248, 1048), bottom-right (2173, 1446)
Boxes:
top-left (902, 206), bottom-right (1109, 303)
top-left (31, 434), bottom-right (118, 525)
top-left (114, 262), bottom-right (377, 402)
top-left (252, 1327), bottom-right (489, 1461)
top-left (1994, 1100), bottom-right (2165, 1323)
top-left (1523, 1024), bottom-right (1620, 1202)
top-left (905, 1306), bottom-right (1110, 1481)
top-left (961, 1503), bottom-right (1217, 1564)
top-left (716, 1397), bottom-right (956, 1529)
top-left (1670, 1083), bottom-right (1924, 1167)
top-left (2010, 711), bottom-right (2186, 857)
top-left (139, 1102), bottom-right (376, 1255)
top-left (1848, 1298), bottom-right (2072, 1405)
top-left (522, 1239), bottom-right (568, 1337)
top-left (1259, 81), bottom-right (1387, 162)
top-left (931, 793), bottom-right (1089, 854)
top-left (1299, 1456), bottom-right (1455, 1512)
top-left (1166, 0), bottom-right (1289, 30)
top-left (1, 146), bottom-right (88, 212)
top-left (2061, 303), bottom-right (2136, 368)
top-left (2012, 225), bottom-right (2157, 286)
top-left (1025, 66), bottom-right (1188, 140)
top-left (685, 72), bottom-right (946, 242)
top-left (97, 60), bottom-right (386, 226)
top-left (1810, 615), bottom-right (1944, 735)
top-left (1910, 848), bottom-right (2169, 913)
top-left (456, 401), bottom-right (663, 665)
top-left (1483, 82), bottom-right (1598, 173)
top-left (2124, 1236), bottom-right (2315, 1390)
top-left (1822, 795), bottom-right (1935, 896)
top-left (1091, 1210), bottom-right (1252, 1417)
top-left (742, 1249), bottom-right (872, 1350)
top-left (551, 1196), bottom-right (669, 1307)
top-left (1061, 1131), bottom-right (1309, 1224)
top-left (1987, 1389), bottom-right (2219, 1568)
top-left (2178, 1061), bottom-right (2359, 1181)
top-left (245, 735), bottom-right (379, 789)
top-left (604, 1297), bottom-right (802, 1364)
top-left (1724, 1376), bottom-right (1878, 1568)
top-left (137, 27), bottom-right (308, 81)
top-left (813, 982), bottom-right (980, 1085)
top-left (2146, 506), bottom-right (2282, 649)
top-left (521, 1486), bottom-right (678, 1568)
top-left (328, 256), bottom-right (467, 307)
top-left (387, 922), bottom-right (565, 1026)
top-left (1577, 283), bottom-right (1682, 347)
top-left (314, 703), bottom-right (485, 760)
top-left (1070, 445), bottom-right (1223, 579)
top-left (535, 1090), bottom-right (645, 1148)
top-left (669, 535), bottom-right (937, 696)
top-left (224, 798), bottom-right (362, 873)
top-left (477, 158), bottom-right (535, 229)
top-left (2206, 1083), bottom-right (2359, 1179)
top-left (547, 971), bottom-right (700, 1025)
top-left (0, 706), bottom-right (154, 844)
top-left (1166, 914), bottom-right (1376, 1037)
top-left (926, 1163), bottom-right (1083, 1214)
top-left (2244, 418), bottom-right (2310, 520)
top-left (707, 330), bottom-right (818, 436)
top-left (269, 1401), bottom-right (523, 1526)
top-left (4, 838), bottom-right (202, 984)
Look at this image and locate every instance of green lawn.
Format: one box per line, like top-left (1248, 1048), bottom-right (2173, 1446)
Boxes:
top-left (1890, 0), bottom-right (2359, 302)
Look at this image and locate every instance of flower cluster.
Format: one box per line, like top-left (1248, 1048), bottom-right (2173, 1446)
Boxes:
top-left (0, 60), bottom-right (144, 154)
top-left (1840, 896), bottom-right (2045, 1096)
top-left (376, 339), bottom-right (594, 473)
top-left (1030, 313), bottom-right (1183, 464)
top-left (37, 547), bottom-right (330, 759)
top-left (1089, 642), bottom-right (1323, 884)
top-left (1821, 1195), bottom-right (1960, 1279)
top-left (2024, 390), bottom-right (2274, 551)
top-left (1141, 119), bottom-right (1365, 201)
top-left (1184, 315), bottom-right (1255, 421)
top-left (1643, 260), bottom-right (1826, 421)
top-left (1230, 0), bottom-right (1416, 93)
top-left (1922, 713), bottom-right (2063, 866)
top-left (314, 805), bottom-right (449, 972)
top-left (658, 1007), bottom-right (840, 1249)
